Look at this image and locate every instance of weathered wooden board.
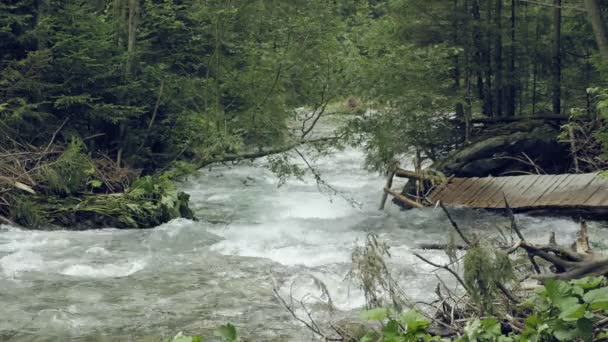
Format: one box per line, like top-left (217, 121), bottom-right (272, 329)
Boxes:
top-left (428, 172), bottom-right (608, 210)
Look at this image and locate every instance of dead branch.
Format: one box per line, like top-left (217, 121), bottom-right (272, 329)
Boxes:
top-left (414, 252), bottom-right (468, 291)
top-left (384, 187), bottom-right (424, 208)
top-left (504, 195), bottom-right (542, 274)
top-left (35, 117), bottom-right (69, 170)
top-left (272, 287), bottom-right (342, 341)
top-left (439, 202), bottom-right (472, 246)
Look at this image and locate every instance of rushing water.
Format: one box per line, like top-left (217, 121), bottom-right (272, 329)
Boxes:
top-left (1, 145), bottom-right (607, 341)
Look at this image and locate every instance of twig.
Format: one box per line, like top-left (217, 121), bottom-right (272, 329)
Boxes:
top-left (503, 194), bottom-right (542, 274)
top-left (414, 252), bottom-right (468, 291)
top-left (439, 202), bottom-right (472, 246)
top-left (272, 287), bottom-right (341, 341)
top-left (136, 80), bottom-right (165, 153)
top-left (34, 117), bottom-right (69, 170)
top-left (497, 283), bottom-right (519, 304)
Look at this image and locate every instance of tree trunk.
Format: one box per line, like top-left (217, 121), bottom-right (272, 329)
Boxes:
top-left (532, 15), bottom-right (540, 115)
top-left (506, 0), bottom-right (517, 117)
top-left (125, 0), bottom-right (138, 76)
top-left (495, 0), bottom-right (504, 117)
top-left (453, 0), bottom-right (461, 90)
top-left (472, 0), bottom-right (485, 103)
top-left (584, 0), bottom-right (608, 60)
top-left (464, 0), bottom-right (473, 143)
top-left (552, 0), bottom-right (562, 115)
top-left (484, 1), bottom-right (495, 116)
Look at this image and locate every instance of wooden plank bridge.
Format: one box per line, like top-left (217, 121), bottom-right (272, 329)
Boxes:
top-left (384, 170), bottom-right (608, 214)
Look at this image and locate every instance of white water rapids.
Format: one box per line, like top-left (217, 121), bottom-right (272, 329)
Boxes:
top-left (1, 146), bottom-right (607, 341)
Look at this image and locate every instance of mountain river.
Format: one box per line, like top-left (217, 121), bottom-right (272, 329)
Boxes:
top-left (1, 144), bottom-right (606, 341)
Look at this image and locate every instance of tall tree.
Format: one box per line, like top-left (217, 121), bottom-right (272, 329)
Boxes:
top-left (552, 0), bottom-right (562, 114)
top-left (506, 0), bottom-right (517, 116)
top-left (584, 0), bottom-right (608, 60)
top-left (494, 0), bottom-right (504, 117)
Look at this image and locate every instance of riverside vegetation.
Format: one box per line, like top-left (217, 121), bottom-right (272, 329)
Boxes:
top-left (3, 0), bottom-right (608, 341)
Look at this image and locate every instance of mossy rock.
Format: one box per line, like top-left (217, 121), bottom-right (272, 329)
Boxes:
top-left (434, 122), bottom-right (570, 177)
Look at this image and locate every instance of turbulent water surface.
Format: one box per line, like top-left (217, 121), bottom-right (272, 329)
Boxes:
top-left (1, 145), bottom-right (607, 341)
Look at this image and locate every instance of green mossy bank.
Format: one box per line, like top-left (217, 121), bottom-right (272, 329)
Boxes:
top-left (1, 139), bottom-right (194, 230)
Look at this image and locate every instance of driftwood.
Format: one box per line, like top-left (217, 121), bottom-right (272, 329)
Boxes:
top-left (517, 220), bottom-right (608, 280)
top-left (379, 169), bottom-right (396, 210)
top-left (421, 196), bottom-right (608, 282)
top-left (394, 168), bottom-right (446, 184)
top-left (409, 199), bottom-right (608, 338)
top-left (383, 187), bottom-right (424, 208)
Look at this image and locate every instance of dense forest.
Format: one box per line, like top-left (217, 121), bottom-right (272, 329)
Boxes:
top-left (2, 0), bottom-right (608, 340)
top-left (0, 0), bottom-right (606, 217)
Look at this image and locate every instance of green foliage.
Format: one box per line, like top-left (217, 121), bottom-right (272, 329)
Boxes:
top-left (355, 277), bottom-right (608, 341)
top-left (349, 234), bottom-right (410, 310)
top-left (169, 323), bottom-right (238, 342)
top-left (344, 2), bottom-right (460, 171)
top-left (360, 308), bottom-right (441, 342)
top-left (1, 0), bottom-right (359, 172)
top-left (464, 245), bottom-right (515, 312)
top-left (10, 172), bottom-right (193, 229)
top-left (515, 277), bottom-right (608, 342)
top-left (40, 138), bottom-right (96, 195)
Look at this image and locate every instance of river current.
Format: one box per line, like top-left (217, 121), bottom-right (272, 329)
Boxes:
top-left (0, 146), bottom-right (605, 341)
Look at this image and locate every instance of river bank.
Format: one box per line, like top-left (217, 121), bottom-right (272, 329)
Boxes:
top-left (0, 139), bottom-right (195, 230)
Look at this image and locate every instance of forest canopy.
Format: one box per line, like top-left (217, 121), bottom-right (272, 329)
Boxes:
top-left (1, 0), bottom-right (607, 228)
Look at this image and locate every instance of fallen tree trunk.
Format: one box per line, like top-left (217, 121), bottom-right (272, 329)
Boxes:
top-left (394, 168), bottom-right (446, 184)
top-left (383, 187), bottom-right (424, 208)
top-left (194, 136), bottom-right (342, 169)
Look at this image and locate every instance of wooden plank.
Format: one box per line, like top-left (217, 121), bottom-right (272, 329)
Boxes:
top-left (425, 173), bottom-right (608, 211)
top-left (507, 175), bottom-right (542, 208)
top-left (428, 175), bottom-right (455, 200)
top-left (557, 173), bottom-right (598, 206)
top-left (451, 177), bottom-right (484, 205)
top-left (474, 178), bottom-right (507, 208)
top-left (438, 178), bottom-right (474, 203)
top-left (494, 176), bottom-right (528, 207)
top-left (463, 178), bottom-right (496, 206)
top-left (584, 175), bottom-right (608, 206)
top-left (518, 174), bottom-right (557, 207)
top-left (530, 174), bottom-right (570, 205)
top-left (539, 174), bottom-right (579, 205)
top-left (481, 177), bottom-right (513, 208)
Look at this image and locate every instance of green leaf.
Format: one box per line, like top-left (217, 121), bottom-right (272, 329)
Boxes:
top-left (87, 179), bottom-right (103, 188)
top-left (214, 323), bottom-right (237, 341)
top-left (571, 277), bottom-right (603, 290)
top-left (583, 287), bottom-right (608, 310)
top-left (545, 279), bottom-right (580, 311)
top-left (558, 303), bottom-right (586, 321)
top-left (576, 318), bottom-right (594, 342)
top-left (479, 318), bottom-right (502, 336)
top-left (360, 307), bottom-right (389, 321)
top-left (554, 328), bottom-right (578, 341)
top-left (383, 319), bottom-right (400, 340)
top-left (400, 310), bottom-right (430, 332)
